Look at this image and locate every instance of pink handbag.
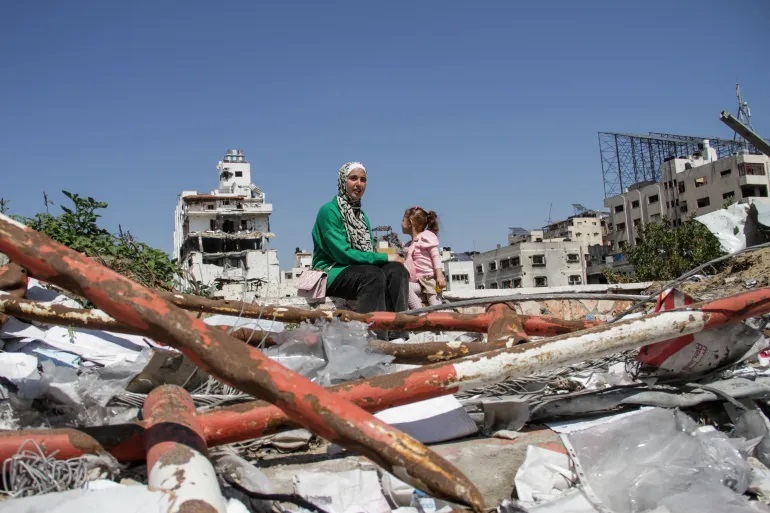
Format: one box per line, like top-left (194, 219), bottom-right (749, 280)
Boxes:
top-left (296, 266), bottom-right (332, 299)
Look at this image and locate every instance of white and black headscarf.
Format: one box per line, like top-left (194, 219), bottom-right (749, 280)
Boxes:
top-left (336, 162), bottom-right (373, 252)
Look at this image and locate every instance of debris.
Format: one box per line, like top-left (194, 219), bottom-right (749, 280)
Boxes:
top-left (565, 408), bottom-right (753, 513)
top-left (513, 445), bottom-right (574, 508)
top-left (293, 469), bottom-right (391, 513)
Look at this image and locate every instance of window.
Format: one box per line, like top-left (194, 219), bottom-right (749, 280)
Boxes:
top-left (697, 197), bottom-right (711, 208)
top-left (651, 214), bottom-right (661, 222)
top-left (284, 272), bottom-right (292, 280)
top-left (568, 275), bottom-right (582, 285)
top-left (241, 220), bottom-right (248, 230)
top-left (695, 177), bottom-right (707, 188)
top-left (678, 182), bottom-right (686, 194)
top-left (566, 253), bottom-right (579, 263)
top-left (680, 202), bottom-right (688, 213)
top-left (723, 191), bottom-right (735, 201)
top-left (534, 276), bottom-right (548, 287)
top-left (235, 171), bottom-right (243, 177)
top-left (614, 205), bottom-right (624, 213)
top-left (500, 258), bottom-right (511, 269)
top-left (740, 164), bottom-right (767, 176)
top-left (489, 261), bottom-right (497, 271)
top-left (223, 200), bottom-right (230, 205)
top-left (510, 256), bottom-right (521, 266)
top-left (720, 169), bottom-right (732, 177)
top-left (513, 278), bottom-right (522, 288)
top-left (666, 201), bottom-right (670, 208)
top-left (616, 222), bottom-right (626, 232)
top-left (477, 285), bottom-right (485, 290)
top-left (451, 274), bottom-right (469, 282)
top-left (501, 279), bottom-right (512, 288)
top-left (209, 220), bottom-right (216, 230)
top-left (633, 219), bottom-right (641, 227)
top-left (648, 194), bottom-right (659, 204)
top-left (475, 265), bottom-right (483, 274)
top-left (532, 254), bottom-right (546, 267)
top-left (207, 204), bottom-right (215, 210)
top-left (489, 282), bottom-right (499, 289)
top-left (631, 200), bottom-right (640, 208)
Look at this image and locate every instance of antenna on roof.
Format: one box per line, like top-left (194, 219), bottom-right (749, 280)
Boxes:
top-left (735, 83), bottom-right (753, 150)
top-left (545, 203), bottom-right (553, 225)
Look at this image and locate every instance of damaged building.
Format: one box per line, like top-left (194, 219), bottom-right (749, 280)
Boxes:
top-left (173, 149), bottom-right (283, 299)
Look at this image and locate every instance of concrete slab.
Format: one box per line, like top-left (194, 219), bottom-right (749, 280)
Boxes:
top-left (253, 428), bottom-right (561, 509)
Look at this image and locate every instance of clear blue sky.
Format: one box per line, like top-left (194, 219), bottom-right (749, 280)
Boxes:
top-left (2, 0), bottom-right (768, 266)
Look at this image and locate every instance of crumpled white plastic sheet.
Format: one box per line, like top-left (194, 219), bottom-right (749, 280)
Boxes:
top-left (293, 469), bottom-right (391, 513)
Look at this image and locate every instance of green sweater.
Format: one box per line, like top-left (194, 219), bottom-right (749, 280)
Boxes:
top-left (311, 198), bottom-right (388, 286)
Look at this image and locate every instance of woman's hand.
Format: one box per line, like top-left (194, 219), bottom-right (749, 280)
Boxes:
top-left (388, 253), bottom-right (405, 264)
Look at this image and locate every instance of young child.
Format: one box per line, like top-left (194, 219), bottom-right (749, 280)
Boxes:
top-left (401, 207), bottom-right (446, 308)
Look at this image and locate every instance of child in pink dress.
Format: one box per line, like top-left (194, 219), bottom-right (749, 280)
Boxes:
top-left (401, 207), bottom-right (446, 309)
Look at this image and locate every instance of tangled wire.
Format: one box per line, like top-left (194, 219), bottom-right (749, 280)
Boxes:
top-left (1, 440), bottom-right (90, 497)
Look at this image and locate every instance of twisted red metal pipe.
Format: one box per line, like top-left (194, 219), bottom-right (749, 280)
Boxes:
top-left (2, 288), bottom-right (770, 470)
top-left (160, 290), bottom-right (600, 335)
top-left (0, 215), bottom-right (484, 511)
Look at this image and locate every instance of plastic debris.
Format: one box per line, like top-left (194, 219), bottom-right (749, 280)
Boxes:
top-left (566, 408), bottom-right (752, 513)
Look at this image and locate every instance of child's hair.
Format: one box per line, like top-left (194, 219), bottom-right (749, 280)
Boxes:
top-left (405, 207), bottom-right (440, 235)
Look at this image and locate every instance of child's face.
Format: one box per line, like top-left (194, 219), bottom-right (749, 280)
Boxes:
top-left (401, 214), bottom-right (411, 234)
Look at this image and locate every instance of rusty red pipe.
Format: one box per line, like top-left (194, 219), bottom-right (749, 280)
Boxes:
top-left (486, 303), bottom-right (529, 344)
top-left (144, 385), bottom-right (226, 513)
top-left (0, 295), bottom-right (278, 346)
top-left (0, 263), bottom-right (28, 328)
top-left (2, 288), bottom-right (770, 467)
top-left (160, 290), bottom-right (600, 335)
top-left (0, 215), bottom-right (484, 511)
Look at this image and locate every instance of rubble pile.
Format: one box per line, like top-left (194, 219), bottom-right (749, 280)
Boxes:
top-left (676, 245), bottom-right (770, 299)
top-left (4, 228), bottom-right (770, 512)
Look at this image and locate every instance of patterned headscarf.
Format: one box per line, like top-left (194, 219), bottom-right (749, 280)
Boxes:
top-left (336, 162), bottom-right (373, 252)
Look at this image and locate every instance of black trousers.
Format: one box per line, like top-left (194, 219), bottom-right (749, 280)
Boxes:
top-left (326, 263), bottom-right (409, 314)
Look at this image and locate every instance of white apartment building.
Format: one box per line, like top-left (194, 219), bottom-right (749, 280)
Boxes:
top-left (443, 252), bottom-right (476, 293)
top-left (605, 141), bottom-right (770, 251)
top-left (173, 149), bottom-right (283, 299)
top-left (474, 230), bottom-right (587, 289)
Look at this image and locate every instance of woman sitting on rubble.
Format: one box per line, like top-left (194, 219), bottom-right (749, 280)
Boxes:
top-left (402, 207), bottom-right (446, 308)
top-left (311, 161), bottom-right (409, 315)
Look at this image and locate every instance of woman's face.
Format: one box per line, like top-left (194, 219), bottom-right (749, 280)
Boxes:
top-left (345, 168), bottom-right (367, 201)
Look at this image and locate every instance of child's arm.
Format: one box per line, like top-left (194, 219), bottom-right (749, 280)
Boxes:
top-left (429, 246), bottom-right (446, 290)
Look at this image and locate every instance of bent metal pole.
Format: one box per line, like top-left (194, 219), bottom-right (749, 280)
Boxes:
top-left (143, 385), bottom-right (227, 513)
top-left (2, 289), bottom-right (770, 462)
top-left (0, 214), bottom-right (484, 512)
top-left (159, 289), bottom-right (601, 336)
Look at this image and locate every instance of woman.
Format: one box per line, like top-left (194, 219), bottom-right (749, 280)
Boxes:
top-left (311, 161), bottom-right (409, 314)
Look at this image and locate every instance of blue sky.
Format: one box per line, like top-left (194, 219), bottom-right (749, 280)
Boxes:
top-left (1, 0), bottom-right (768, 266)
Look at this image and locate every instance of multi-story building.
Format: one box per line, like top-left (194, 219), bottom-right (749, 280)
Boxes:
top-left (604, 142), bottom-right (770, 251)
top-left (542, 211), bottom-right (608, 248)
top-left (474, 230), bottom-right (587, 289)
top-left (443, 252), bottom-right (477, 293)
top-left (173, 149), bottom-right (282, 299)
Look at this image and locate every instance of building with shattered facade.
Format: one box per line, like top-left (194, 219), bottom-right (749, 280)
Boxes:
top-left (173, 149), bottom-right (283, 299)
